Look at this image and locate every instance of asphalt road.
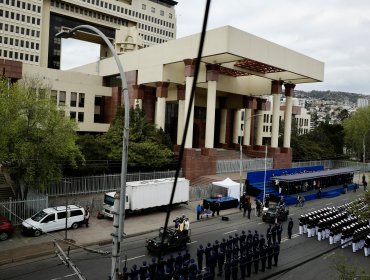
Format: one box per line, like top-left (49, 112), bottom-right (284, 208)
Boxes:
top-left (1, 190), bottom-right (369, 280)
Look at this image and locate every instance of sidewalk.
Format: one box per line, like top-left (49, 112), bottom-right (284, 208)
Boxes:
top-left (0, 200), bottom-right (242, 266)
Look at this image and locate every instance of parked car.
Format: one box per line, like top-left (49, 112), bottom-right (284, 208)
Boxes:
top-left (146, 227), bottom-right (190, 255)
top-left (262, 205), bottom-right (289, 223)
top-left (22, 205), bottom-right (85, 237)
top-left (0, 216), bottom-right (14, 241)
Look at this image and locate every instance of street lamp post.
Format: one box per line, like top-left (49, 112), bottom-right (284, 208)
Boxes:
top-left (239, 113), bottom-right (264, 198)
top-left (56, 26), bottom-right (129, 280)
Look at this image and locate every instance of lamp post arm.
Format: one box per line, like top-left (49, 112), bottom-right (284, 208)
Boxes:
top-left (57, 25), bottom-right (129, 280)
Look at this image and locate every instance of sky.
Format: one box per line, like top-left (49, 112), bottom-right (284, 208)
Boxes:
top-left (60, 0), bottom-right (370, 94)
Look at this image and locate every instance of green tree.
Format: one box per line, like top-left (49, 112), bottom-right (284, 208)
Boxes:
top-left (102, 106), bottom-right (175, 170)
top-left (343, 106), bottom-right (370, 160)
top-left (0, 77), bottom-right (83, 198)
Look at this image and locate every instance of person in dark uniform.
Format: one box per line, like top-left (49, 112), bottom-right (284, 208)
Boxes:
top-left (288, 218), bottom-right (294, 239)
top-left (209, 250), bottom-right (217, 278)
top-left (240, 230), bottom-right (247, 246)
top-left (259, 234), bottom-right (265, 250)
top-left (247, 202), bottom-right (252, 219)
top-left (130, 264), bottom-right (139, 280)
top-left (220, 238), bottom-right (227, 252)
top-left (246, 250), bottom-right (253, 277)
top-left (139, 261), bottom-right (148, 280)
top-left (197, 245), bottom-right (204, 270)
top-left (225, 246), bottom-right (232, 262)
top-left (247, 230), bottom-right (253, 243)
top-left (224, 259), bottom-right (231, 280)
top-left (246, 238), bottom-right (253, 252)
top-left (195, 269), bottom-right (203, 280)
top-left (122, 267), bottom-right (130, 280)
top-left (166, 255), bottom-right (175, 273)
top-left (243, 201), bottom-right (248, 217)
top-left (266, 224), bottom-right (272, 245)
top-left (173, 265), bottom-right (181, 280)
top-left (233, 233), bottom-right (239, 247)
top-left (205, 243), bottom-right (212, 267)
top-left (181, 260), bottom-right (190, 280)
top-left (271, 224), bottom-right (277, 244)
top-left (227, 235), bottom-right (233, 248)
top-left (217, 248), bottom-right (225, 276)
top-left (277, 222), bottom-right (283, 244)
top-left (215, 200), bottom-right (221, 216)
top-left (232, 245), bottom-right (239, 259)
top-left (239, 252), bottom-right (247, 280)
top-left (253, 248), bottom-right (259, 274)
top-left (267, 244), bottom-right (273, 269)
top-left (189, 259), bottom-right (198, 277)
top-left (260, 244), bottom-right (267, 272)
top-left (148, 258), bottom-right (157, 280)
top-left (273, 242), bottom-right (280, 266)
top-left (213, 240), bottom-right (220, 254)
top-left (253, 231), bottom-right (259, 251)
top-left (231, 257), bottom-right (239, 280)
top-left (158, 257), bottom-right (166, 274)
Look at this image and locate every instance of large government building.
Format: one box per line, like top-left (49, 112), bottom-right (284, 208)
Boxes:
top-left (0, 1), bottom-right (324, 179)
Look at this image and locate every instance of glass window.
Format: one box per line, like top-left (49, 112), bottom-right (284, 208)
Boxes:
top-left (70, 92), bottom-right (77, 107)
top-left (70, 111), bottom-right (76, 120)
top-left (41, 214), bottom-right (55, 223)
top-left (57, 212), bottom-right (67, 219)
top-left (160, 10), bottom-right (164, 16)
top-left (71, 210), bottom-right (83, 217)
top-left (78, 112), bottom-right (84, 122)
top-left (59, 91), bottom-right (66, 106)
top-left (50, 90), bottom-right (57, 104)
top-left (79, 93), bottom-right (85, 107)
top-left (151, 7), bottom-right (155, 13)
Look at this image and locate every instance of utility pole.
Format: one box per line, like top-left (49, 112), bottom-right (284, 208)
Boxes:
top-left (54, 241), bottom-right (86, 280)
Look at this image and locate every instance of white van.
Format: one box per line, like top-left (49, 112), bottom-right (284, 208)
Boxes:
top-left (22, 205), bottom-right (85, 237)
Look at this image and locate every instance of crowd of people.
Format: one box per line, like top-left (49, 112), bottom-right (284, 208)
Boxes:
top-left (122, 227), bottom-right (283, 280)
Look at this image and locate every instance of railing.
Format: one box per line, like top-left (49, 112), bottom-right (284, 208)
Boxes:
top-left (216, 158), bottom-right (273, 174)
top-left (292, 160), bottom-right (370, 173)
top-left (42, 170), bottom-right (181, 197)
top-left (0, 189), bottom-right (48, 226)
top-left (189, 184), bottom-right (228, 201)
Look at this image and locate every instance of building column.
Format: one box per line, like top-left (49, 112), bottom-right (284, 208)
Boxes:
top-left (284, 83), bottom-right (295, 148)
top-left (219, 109), bottom-right (227, 145)
top-left (255, 99), bottom-right (265, 146)
top-left (155, 82), bottom-right (169, 130)
top-left (233, 110), bottom-right (241, 144)
top-left (177, 85), bottom-right (185, 145)
top-left (132, 84), bottom-right (144, 109)
top-left (243, 97), bottom-right (253, 146)
top-left (271, 80), bottom-right (283, 148)
top-left (183, 59), bottom-right (196, 149)
top-left (205, 64), bottom-right (219, 148)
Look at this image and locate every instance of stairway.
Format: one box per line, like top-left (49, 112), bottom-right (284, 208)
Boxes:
top-left (0, 174), bottom-right (15, 201)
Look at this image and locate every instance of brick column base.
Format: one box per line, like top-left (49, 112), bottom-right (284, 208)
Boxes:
top-left (182, 148), bottom-right (217, 180)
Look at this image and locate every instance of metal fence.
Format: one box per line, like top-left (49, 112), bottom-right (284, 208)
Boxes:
top-left (189, 184), bottom-right (228, 201)
top-left (216, 157), bottom-right (273, 174)
top-left (0, 189), bottom-right (48, 226)
top-left (42, 170), bottom-right (181, 197)
top-left (292, 160), bottom-right (370, 172)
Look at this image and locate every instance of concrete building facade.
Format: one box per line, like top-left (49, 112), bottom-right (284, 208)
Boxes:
top-left (0, 0), bottom-right (177, 68)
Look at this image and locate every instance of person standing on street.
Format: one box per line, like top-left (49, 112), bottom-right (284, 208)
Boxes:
top-left (247, 201), bottom-right (252, 219)
top-left (84, 206), bottom-right (90, 227)
top-left (215, 200), bottom-right (221, 216)
top-left (196, 204), bottom-right (202, 221)
top-left (271, 223), bottom-right (277, 244)
top-left (266, 224), bottom-right (272, 245)
top-left (197, 245), bottom-right (204, 270)
top-left (364, 180), bottom-right (368, 191)
top-left (273, 242), bottom-right (280, 266)
top-left (288, 218), bottom-right (294, 239)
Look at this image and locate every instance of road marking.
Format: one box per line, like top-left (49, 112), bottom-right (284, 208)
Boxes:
top-left (258, 222), bottom-right (264, 225)
top-left (281, 234), bottom-right (300, 243)
top-left (125, 255), bottom-right (145, 262)
top-left (50, 274), bottom-right (76, 280)
top-left (188, 241), bottom-right (198, 244)
top-left (307, 208), bottom-right (315, 211)
top-left (289, 213), bottom-right (295, 216)
top-left (325, 203), bottom-right (333, 206)
top-left (223, 230), bottom-right (237, 235)
top-left (323, 252), bottom-right (335, 260)
top-left (342, 198), bottom-right (349, 201)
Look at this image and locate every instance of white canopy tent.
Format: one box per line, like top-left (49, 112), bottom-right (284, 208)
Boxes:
top-left (212, 178), bottom-right (240, 200)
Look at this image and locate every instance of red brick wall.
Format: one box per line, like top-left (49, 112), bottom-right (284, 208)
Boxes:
top-left (182, 148), bottom-right (217, 180)
top-left (0, 59), bottom-right (22, 79)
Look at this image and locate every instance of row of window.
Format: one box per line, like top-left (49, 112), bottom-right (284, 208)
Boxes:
top-left (0, 49), bottom-right (39, 62)
top-left (0, 9), bottom-right (41, 25)
top-left (50, 90), bottom-right (86, 108)
top-left (51, 0), bottom-right (174, 30)
top-left (139, 33), bottom-right (166, 44)
top-left (263, 125), bottom-right (272, 133)
top-left (0, 36), bottom-right (40, 50)
top-left (295, 118), bottom-right (309, 127)
top-left (138, 23), bottom-right (174, 38)
top-left (0, 0), bottom-right (41, 14)
top-left (0, 23), bottom-right (41, 38)
top-left (141, 3), bottom-right (173, 20)
top-left (70, 111), bottom-right (85, 122)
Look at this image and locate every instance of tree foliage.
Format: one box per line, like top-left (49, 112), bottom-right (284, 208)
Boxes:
top-left (0, 77), bottom-right (83, 198)
top-left (101, 106), bottom-right (175, 170)
top-left (291, 123), bottom-right (344, 161)
top-left (343, 106), bottom-right (370, 160)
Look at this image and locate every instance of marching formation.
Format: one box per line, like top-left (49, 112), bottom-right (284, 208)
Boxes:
top-left (298, 198), bottom-right (370, 256)
top-left (123, 228), bottom-right (282, 280)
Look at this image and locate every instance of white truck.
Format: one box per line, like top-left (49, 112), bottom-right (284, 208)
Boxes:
top-left (101, 177), bottom-right (189, 218)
